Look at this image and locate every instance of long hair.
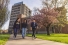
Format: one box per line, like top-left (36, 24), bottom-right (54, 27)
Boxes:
top-left (14, 18), bottom-right (20, 24)
top-left (13, 18), bottom-right (20, 29)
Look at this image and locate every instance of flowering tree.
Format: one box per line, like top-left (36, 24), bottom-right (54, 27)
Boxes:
top-left (28, 7), bottom-right (60, 35)
top-left (42, 0), bottom-right (68, 33)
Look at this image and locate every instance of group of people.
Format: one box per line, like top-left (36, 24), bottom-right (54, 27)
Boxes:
top-left (13, 18), bottom-right (37, 39)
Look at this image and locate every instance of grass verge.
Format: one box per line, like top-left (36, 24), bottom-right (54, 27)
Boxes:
top-left (27, 34), bottom-right (68, 44)
top-left (0, 34), bottom-right (10, 45)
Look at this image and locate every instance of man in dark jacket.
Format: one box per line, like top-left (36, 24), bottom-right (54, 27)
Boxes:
top-left (31, 19), bottom-right (37, 39)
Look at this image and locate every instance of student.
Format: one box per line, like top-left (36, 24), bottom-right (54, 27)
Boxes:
top-left (21, 19), bottom-right (27, 39)
top-left (31, 19), bottom-right (37, 39)
top-left (13, 18), bottom-right (20, 38)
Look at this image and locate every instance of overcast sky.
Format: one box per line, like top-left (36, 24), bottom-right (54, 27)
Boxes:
top-left (2, 0), bottom-right (68, 30)
top-left (2, 0), bottom-right (42, 30)
top-left (9, 0), bottom-right (42, 10)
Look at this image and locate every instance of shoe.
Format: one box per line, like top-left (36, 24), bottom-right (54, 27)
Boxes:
top-left (13, 37), bottom-right (16, 39)
top-left (32, 36), bottom-right (33, 39)
top-left (22, 37), bottom-right (25, 39)
top-left (32, 37), bottom-right (34, 40)
top-left (34, 37), bottom-right (36, 39)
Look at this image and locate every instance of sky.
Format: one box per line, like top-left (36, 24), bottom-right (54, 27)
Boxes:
top-left (2, 0), bottom-right (68, 30)
top-left (2, 0), bottom-right (42, 30)
top-left (9, 0), bottom-right (42, 10)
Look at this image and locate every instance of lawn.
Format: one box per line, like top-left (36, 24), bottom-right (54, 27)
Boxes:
top-left (0, 34), bottom-right (10, 45)
top-left (27, 34), bottom-right (68, 44)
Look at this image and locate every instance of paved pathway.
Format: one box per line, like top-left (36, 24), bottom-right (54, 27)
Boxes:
top-left (5, 34), bottom-right (68, 45)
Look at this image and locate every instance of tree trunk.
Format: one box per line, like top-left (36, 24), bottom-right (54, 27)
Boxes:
top-left (59, 26), bottom-right (62, 33)
top-left (46, 23), bottom-right (51, 35)
top-left (52, 26), bottom-right (54, 33)
top-left (46, 26), bottom-right (50, 35)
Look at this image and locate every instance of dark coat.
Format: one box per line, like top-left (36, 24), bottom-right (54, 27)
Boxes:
top-left (13, 22), bottom-right (20, 29)
top-left (21, 22), bottom-right (27, 28)
top-left (31, 22), bottom-right (37, 29)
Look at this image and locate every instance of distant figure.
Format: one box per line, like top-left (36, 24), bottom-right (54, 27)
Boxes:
top-left (21, 19), bottom-right (27, 39)
top-left (13, 18), bottom-right (20, 38)
top-left (31, 19), bottom-right (37, 39)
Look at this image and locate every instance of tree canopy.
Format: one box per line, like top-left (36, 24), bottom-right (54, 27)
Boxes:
top-left (0, 7), bottom-right (6, 27)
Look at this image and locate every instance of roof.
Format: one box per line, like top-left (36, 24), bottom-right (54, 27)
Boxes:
top-left (14, 1), bottom-right (23, 6)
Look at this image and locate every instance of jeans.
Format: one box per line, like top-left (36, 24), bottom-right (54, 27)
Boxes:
top-left (14, 28), bottom-right (18, 38)
top-left (22, 28), bottom-right (27, 38)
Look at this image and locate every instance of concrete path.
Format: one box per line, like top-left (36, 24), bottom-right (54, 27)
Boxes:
top-left (5, 34), bottom-right (68, 45)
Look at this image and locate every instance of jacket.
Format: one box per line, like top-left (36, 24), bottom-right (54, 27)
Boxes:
top-left (22, 23), bottom-right (27, 28)
top-left (13, 23), bottom-right (20, 29)
top-left (31, 22), bottom-right (37, 29)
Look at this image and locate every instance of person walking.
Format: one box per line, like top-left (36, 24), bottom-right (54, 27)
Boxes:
top-left (13, 18), bottom-right (20, 38)
top-left (31, 19), bottom-right (37, 39)
top-left (21, 19), bottom-right (27, 39)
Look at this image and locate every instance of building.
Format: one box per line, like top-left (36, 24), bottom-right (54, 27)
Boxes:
top-left (0, 0), bottom-right (9, 27)
top-left (9, 2), bottom-right (31, 33)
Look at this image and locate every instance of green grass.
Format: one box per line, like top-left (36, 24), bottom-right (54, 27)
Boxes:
top-left (27, 34), bottom-right (68, 44)
top-left (0, 34), bottom-right (10, 45)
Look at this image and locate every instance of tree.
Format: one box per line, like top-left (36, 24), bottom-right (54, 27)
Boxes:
top-left (55, 6), bottom-right (67, 33)
top-left (0, 0), bottom-right (9, 27)
top-left (42, 0), bottom-right (68, 33)
top-left (28, 7), bottom-right (59, 35)
top-left (42, 0), bottom-right (68, 8)
top-left (0, 8), bottom-right (6, 27)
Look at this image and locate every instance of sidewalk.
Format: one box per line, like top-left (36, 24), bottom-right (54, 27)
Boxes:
top-left (5, 34), bottom-right (68, 45)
